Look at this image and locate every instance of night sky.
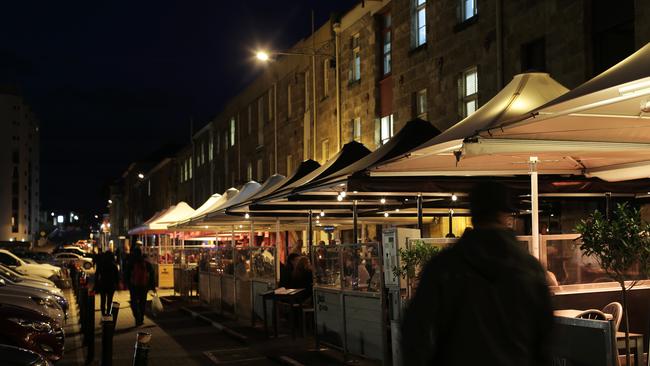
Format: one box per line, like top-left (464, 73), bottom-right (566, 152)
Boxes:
top-left (0, 0), bottom-right (357, 214)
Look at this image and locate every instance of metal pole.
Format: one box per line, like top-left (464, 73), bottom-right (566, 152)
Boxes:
top-left (530, 157), bottom-right (540, 259)
top-left (308, 210), bottom-right (313, 261)
top-left (275, 218), bottom-right (281, 285)
top-left (352, 200), bottom-right (358, 244)
top-left (111, 301), bottom-right (120, 331)
top-left (86, 288), bottom-right (96, 364)
top-left (274, 82), bottom-right (278, 173)
top-left (416, 194), bottom-right (423, 235)
top-left (311, 10), bottom-right (317, 160)
top-left (333, 22), bottom-right (342, 152)
top-left (132, 332), bottom-right (151, 366)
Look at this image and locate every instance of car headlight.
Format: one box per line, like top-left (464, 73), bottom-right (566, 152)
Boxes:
top-left (8, 317), bottom-right (52, 332)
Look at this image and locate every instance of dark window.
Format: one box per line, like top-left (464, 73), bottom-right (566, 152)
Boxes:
top-left (0, 253), bottom-right (18, 266)
top-left (521, 37), bottom-right (546, 72)
top-left (591, 0), bottom-right (634, 76)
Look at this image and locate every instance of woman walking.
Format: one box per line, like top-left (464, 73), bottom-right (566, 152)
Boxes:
top-left (94, 251), bottom-right (119, 316)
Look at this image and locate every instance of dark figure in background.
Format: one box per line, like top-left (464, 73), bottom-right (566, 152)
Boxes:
top-left (124, 246), bottom-right (155, 326)
top-left (279, 253), bottom-right (301, 288)
top-left (94, 251), bottom-right (120, 316)
top-left (401, 181), bottom-right (553, 366)
top-left (290, 256), bottom-right (313, 294)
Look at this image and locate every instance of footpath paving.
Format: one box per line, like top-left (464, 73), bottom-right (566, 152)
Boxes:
top-left (59, 289), bottom-right (381, 365)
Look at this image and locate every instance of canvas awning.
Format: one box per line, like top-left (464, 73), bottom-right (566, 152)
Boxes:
top-left (128, 202), bottom-right (194, 235)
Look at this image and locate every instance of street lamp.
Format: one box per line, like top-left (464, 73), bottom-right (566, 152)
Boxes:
top-left (255, 51), bottom-right (270, 62)
top-left (137, 173), bottom-right (145, 179)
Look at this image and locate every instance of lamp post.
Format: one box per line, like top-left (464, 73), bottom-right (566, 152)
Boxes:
top-left (255, 43), bottom-right (337, 162)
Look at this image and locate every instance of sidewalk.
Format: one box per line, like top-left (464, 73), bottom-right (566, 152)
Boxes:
top-left (59, 289), bottom-right (251, 366)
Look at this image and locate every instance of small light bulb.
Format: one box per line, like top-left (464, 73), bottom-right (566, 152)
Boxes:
top-left (320, 210), bottom-right (325, 217)
top-left (451, 194), bottom-right (458, 201)
top-left (380, 198), bottom-right (386, 204)
top-left (340, 191), bottom-right (347, 198)
top-left (245, 213), bottom-right (250, 219)
top-left (384, 212), bottom-right (389, 217)
top-left (337, 195), bottom-right (343, 202)
top-left (395, 208), bottom-right (400, 212)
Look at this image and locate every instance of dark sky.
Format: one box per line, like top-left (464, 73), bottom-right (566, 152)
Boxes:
top-left (0, 0), bottom-right (357, 214)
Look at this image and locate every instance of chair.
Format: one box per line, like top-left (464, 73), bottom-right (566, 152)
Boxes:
top-left (602, 302), bottom-right (623, 332)
top-left (575, 309), bottom-right (609, 321)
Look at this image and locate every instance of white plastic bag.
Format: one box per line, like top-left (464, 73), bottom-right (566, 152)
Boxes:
top-left (152, 292), bottom-right (164, 316)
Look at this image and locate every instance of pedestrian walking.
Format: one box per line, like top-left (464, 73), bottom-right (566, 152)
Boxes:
top-left (124, 245), bottom-right (155, 326)
top-left (401, 181), bottom-right (553, 366)
top-left (94, 251), bottom-right (120, 316)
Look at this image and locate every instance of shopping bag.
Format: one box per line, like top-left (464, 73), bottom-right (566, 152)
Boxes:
top-left (151, 292), bottom-right (164, 316)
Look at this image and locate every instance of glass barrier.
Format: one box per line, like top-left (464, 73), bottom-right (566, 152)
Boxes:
top-left (234, 247), bottom-right (252, 279)
top-left (313, 244), bottom-right (341, 288)
top-left (341, 242), bottom-right (382, 292)
top-left (251, 246), bottom-right (276, 281)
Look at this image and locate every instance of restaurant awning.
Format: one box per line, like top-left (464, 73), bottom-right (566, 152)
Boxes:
top-left (128, 202), bottom-right (195, 235)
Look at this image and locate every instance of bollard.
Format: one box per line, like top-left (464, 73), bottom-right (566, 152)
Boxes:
top-left (101, 315), bottom-right (114, 366)
top-left (110, 301), bottom-right (120, 331)
top-left (132, 332), bottom-right (152, 366)
top-left (79, 285), bottom-right (88, 346)
top-left (85, 289), bottom-right (96, 364)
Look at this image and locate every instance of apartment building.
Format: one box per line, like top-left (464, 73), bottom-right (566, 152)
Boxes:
top-left (119, 0), bottom-right (649, 228)
top-left (0, 86), bottom-right (40, 243)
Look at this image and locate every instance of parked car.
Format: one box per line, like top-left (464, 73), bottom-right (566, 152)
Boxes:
top-left (0, 303), bottom-right (64, 361)
top-left (0, 279), bottom-right (65, 321)
top-left (20, 252), bottom-right (55, 266)
top-left (0, 291), bottom-right (64, 325)
top-left (0, 269), bottom-right (68, 315)
top-left (53, 252), bottom-right (93, 270)
top-left (0, 344), bottom-right (52, 366)
top-left (54, 246), bottom-right (92, 259)
top-left (0, 250), bottom-right (61, 281)
top-left (0, 264), bottom-right (57, 289)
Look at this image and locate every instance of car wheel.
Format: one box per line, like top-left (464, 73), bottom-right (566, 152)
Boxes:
top-left (83, 262), bottom-right (92, 270)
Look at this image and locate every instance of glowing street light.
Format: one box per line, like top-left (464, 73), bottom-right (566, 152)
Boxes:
top-left (108, 199), bottom-right (113, 204)
top-left (137, 173), bottom-right (145, 179)
top-left (256, 51), bottom-right (270, 62)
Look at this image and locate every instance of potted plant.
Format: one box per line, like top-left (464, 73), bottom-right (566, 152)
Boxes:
top-left (391, 240), bottom-right (441, 296)
top-left (575, 203), bottom-right (650, 366)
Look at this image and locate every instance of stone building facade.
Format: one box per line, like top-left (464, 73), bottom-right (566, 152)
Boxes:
top-left (0, 86), bottom-right (40, 243)
top-left (115, 0), bottom-right (648, 229)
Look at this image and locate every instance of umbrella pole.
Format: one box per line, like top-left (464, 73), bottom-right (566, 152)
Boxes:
top-left (417, 194), bottom-right (423, 236)
top-left (308, 210), bottom-right (313, 260)
top-left (530, 157), bottom-right (540, 259)
top-left (352, 200), bottom-right (358, 244)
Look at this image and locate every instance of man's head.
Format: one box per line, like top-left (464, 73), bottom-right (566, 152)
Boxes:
top-left (469, 181), bottom-right (516, 228)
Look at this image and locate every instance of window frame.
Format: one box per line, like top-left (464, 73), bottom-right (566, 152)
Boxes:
top-left (459, 67), bottom-right (479, 118)
top-left (382, 13), bottom-right (392, 76)
top-left (350, 34), bottom-right (361, 82)
top-left (415, 88), bottom-right (428, 120)
top-left (413, 0), bottom-right (427, 48)
top-left (459, 0), bottom-right (477, 22)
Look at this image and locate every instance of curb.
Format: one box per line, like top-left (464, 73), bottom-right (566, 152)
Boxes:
top-left (179, 306), bottom-right (248, 342)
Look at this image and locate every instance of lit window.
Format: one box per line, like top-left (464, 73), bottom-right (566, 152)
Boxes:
top-left (286, 155), bottom-right (293, 175)
top-left (416, 89), bottom-right (427, 120)
top-left (287, 83), bottom-right (292, 116)
top-left (257, 98), bottom-right (264, 146)
top-left (351, 118), bottom-right (361, 142)
top-left (321, 139), bottom-right (330, 162)
top-left (208, 134), bottom-right (213, 161)
top-left (323, 59), bottom-right (330, 97)
top-left (257, 159), bottom-right (263, 181)
top-left (247, 105), bottom-right (252, 135)
top-left (383, 14), bottom-right (392, 75)
top-left (350, 34), bottom-right (361, 82)
top-left (459, 67), bottom-right (478, 117)
top-left (268, 89), bottom-right (273, 122)
top-left (414, 0), bottom-right (426, 48)
top-left (460, 0), bottom-right (477, 22)
top-left (229, 117), bottom-right (236, 147)
top-left (378, 115), bottom-right (394, 145)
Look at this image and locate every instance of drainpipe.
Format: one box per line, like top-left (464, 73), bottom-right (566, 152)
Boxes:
top-left (334, 22), bottom-right (342, 152)
top-left (496, 0), bottom-right (503, 90)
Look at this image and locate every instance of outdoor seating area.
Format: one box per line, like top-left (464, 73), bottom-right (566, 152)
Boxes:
top-left (122, 42), bottom-right (650, 365)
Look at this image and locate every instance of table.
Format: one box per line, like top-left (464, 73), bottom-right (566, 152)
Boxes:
top-left (260, 288), bottom-right (305, 339)
top-left (616, 332), bottom-right (643, 366)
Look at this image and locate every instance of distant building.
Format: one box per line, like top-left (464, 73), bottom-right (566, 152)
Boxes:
top-left (0, 86), bottom-right (40, 243)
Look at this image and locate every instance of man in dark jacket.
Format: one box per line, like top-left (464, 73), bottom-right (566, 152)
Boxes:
top-left (401, 181), bottom-right (553, 366)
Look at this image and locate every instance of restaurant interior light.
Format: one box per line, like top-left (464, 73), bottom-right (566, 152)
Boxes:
top-left (94, 215), bottom-right (99, 219)
top-left (244, 213), bottom-right (250, 219)
top-left (340, 191), bottom-right (347, 198)
top-left (451, 194), bottom-right (458, 202)
top-left (137, 173), bottom-right (145, 179)
top-left (320, 210), bottom-right (325, 217)
top-left (108, 199), bottom-right (113, 204)
top-left (337, 195), bottom-right (343, 202)
top-left (380, 198), bottom-right (386, 204)
top-left (50, 212), bottom-right (54, 217)
top-left (384, 212), bottom-right (389, 217)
